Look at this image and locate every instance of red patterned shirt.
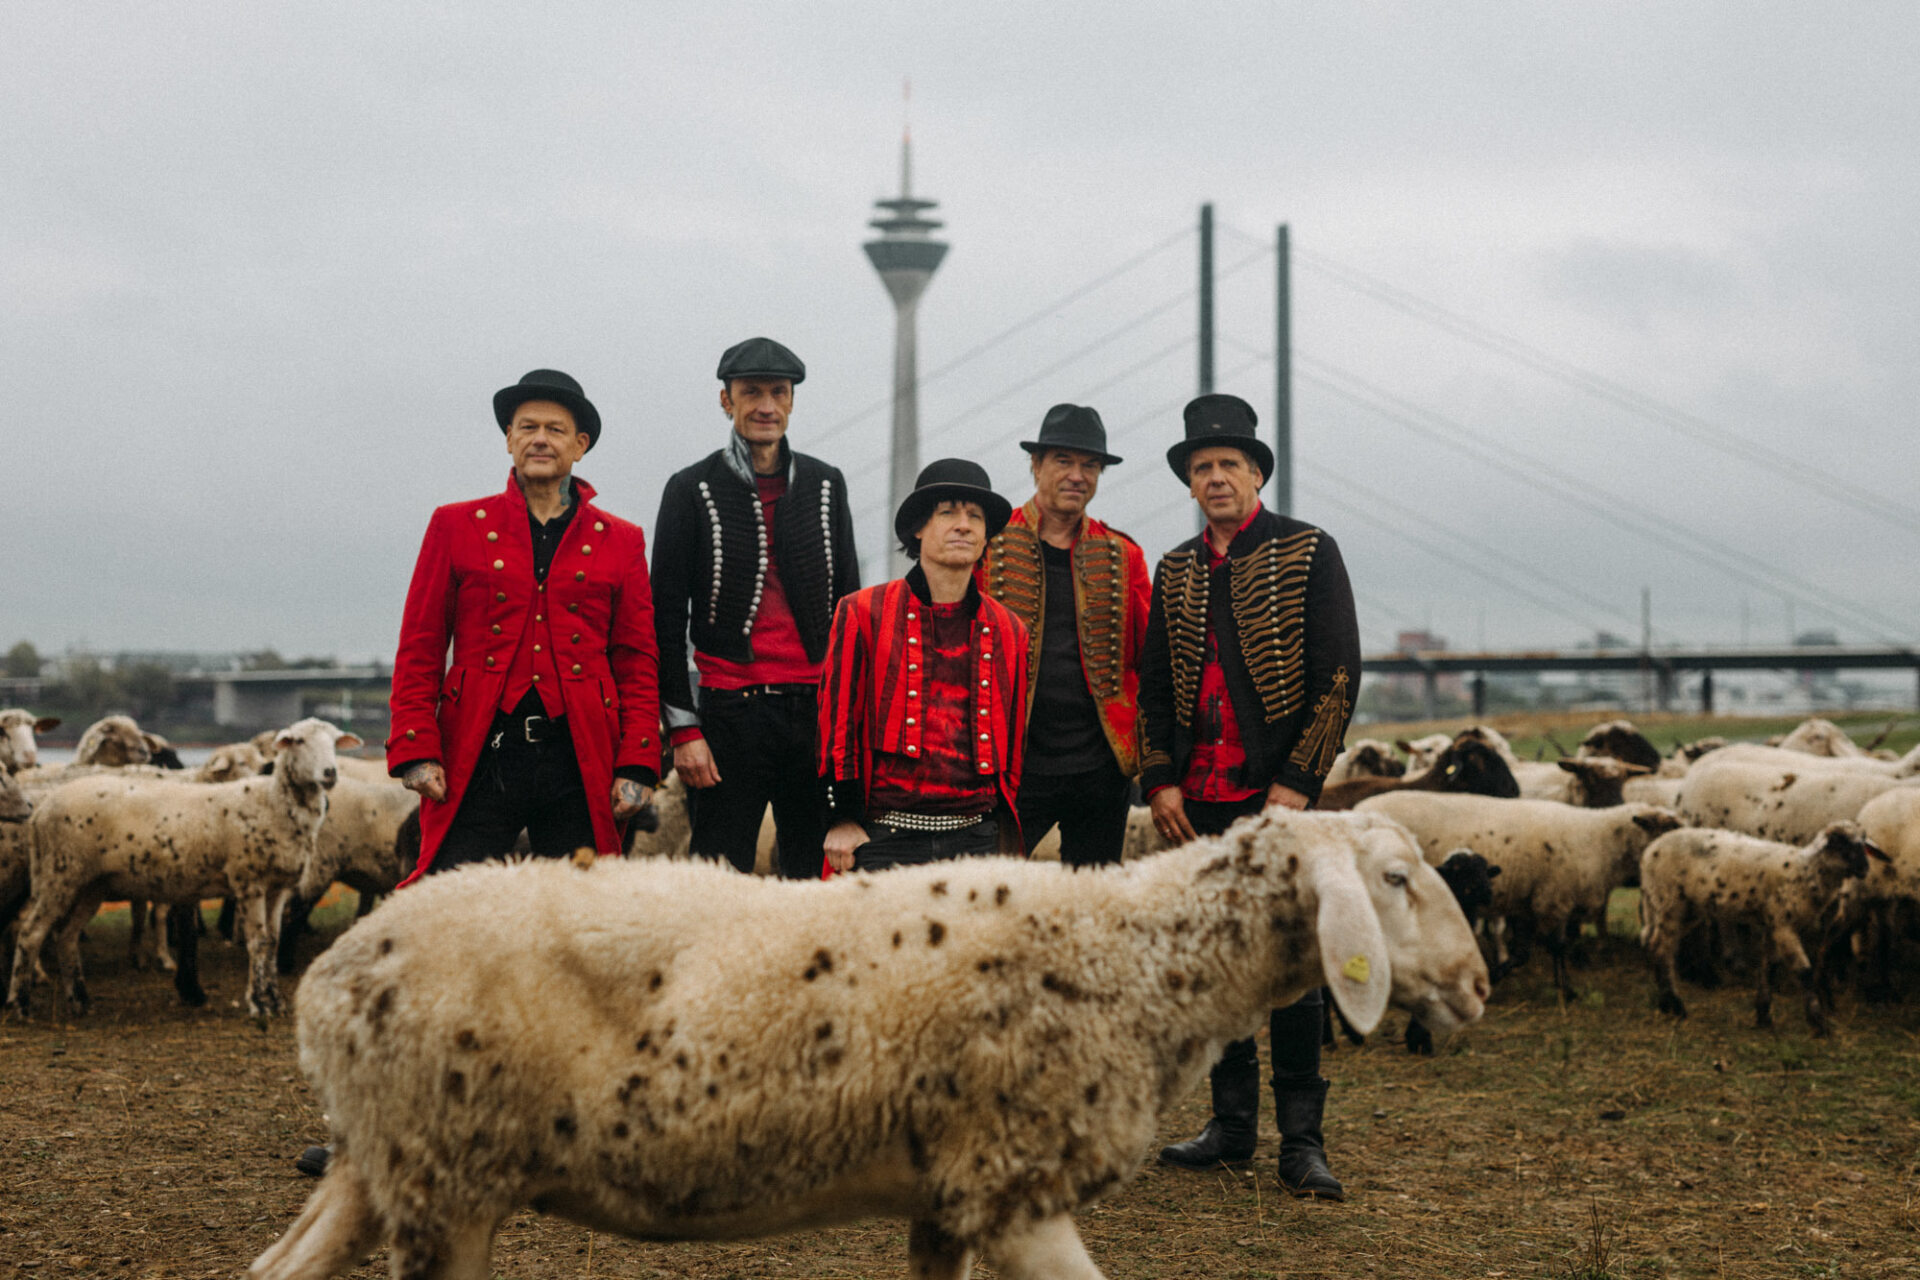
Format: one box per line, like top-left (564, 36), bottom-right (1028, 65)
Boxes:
top-left (866, 600), bottom-right (997, 816)
top-left (1180, 510), bottom-right (1263, 803)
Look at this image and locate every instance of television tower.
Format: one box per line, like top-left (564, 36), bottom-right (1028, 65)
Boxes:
top-left (864, 109), bottom-right (948, 576)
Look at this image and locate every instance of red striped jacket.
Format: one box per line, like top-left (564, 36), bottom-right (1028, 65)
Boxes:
top-left (816, 569), bottom-right (1029, 822)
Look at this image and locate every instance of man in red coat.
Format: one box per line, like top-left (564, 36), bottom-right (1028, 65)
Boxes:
top-left (387, 369), bottom-right (661, 884)
top-left (818, 459), bottom-right (1028, 873)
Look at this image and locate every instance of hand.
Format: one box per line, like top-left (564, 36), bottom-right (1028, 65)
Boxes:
top-left (673, 737), bottom-right (722, 789)
top-left (823, 821), bottom-right (870, 873)
top-left (1265, 782), bottom-right (1310, 812)
top-left (611, 778), bottom-right (655, 821)
top-left (402, 761), bottom-right (447, 802)
top-left (1148, 787), bottom-right (1198, 846)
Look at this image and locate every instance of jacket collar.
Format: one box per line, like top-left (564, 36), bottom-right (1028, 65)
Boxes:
top-left (503, 470), bottom-right (593, 511)
top-left (905, 562), bottom-right (982, 611)
top-left (1012, 498), bottom-right (1114, 547)
top-left (723, 432), bottom-right (792, 487)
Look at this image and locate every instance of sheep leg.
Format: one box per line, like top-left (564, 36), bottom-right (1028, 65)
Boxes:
top-left (170, 899), bottom-right (206, 1007)
top-left (277, 892), bottom-right (317, 977)
top-left (248, 1152), bottom-right (380, 1280)
top-left (1404, 1015), bottom-right (1435, 1055)
top-left (151, 903), bottom-right (175, 971)
top-left (1753, 947), bottom-right (1775, 1030)
top-left (240, 889), bottom-right (291, 1018)
top-left (51, 887), bottom-right (107, 1015)
top-left (384, 1213), bottom-right (496, 1280)
top-left (987, 1214), bottom-right (1105, 1280)
top-left (1863, 905), bottom-right (1897, 1003)
top-left (1539, 921), bottom-right (1576, 1001)
top-left (907, 1220), bottom-right (976, 1280)
top-left (128, 899), bottom-right (150, 969)
top-left (6, 890), bottom-right (67, 1014)
top-left (1774, 927), bottom-right (1827, 1036)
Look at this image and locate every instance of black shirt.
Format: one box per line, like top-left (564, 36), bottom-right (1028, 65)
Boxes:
top-left (1024, 542), bottom-right (1111, 776)
top-left (528, 493), bottom-right (578, 582)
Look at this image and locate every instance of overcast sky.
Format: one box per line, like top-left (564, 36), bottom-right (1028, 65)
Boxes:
top-left (7, 1), bottom-right (1917, 663)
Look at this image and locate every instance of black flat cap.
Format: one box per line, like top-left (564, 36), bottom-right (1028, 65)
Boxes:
top-left (494, 369), bottom-right (601, 448)
top-left (1021, 403), bottom-right (1122, 466)
top-left (1166, 392), bottom-right (1272, 481)
top-left (716, 337), bottom-right (806, 385)
top-left (894, 458), bottom-right (1013, 553)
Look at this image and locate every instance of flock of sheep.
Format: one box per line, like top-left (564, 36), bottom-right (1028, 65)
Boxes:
top-left (1, 709), bottom-right (1916, 1278)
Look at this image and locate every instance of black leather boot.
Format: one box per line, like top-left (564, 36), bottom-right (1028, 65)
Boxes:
top-left (1273, 1078), bottom-right (1345, 1201)
top-left (1158, 1043), bottom-right (1259, 1169)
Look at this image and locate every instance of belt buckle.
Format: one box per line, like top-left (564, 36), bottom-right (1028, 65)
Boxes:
top-left (523, 716), bottom-right (547, 744)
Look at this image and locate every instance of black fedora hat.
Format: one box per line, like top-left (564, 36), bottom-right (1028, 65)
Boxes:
top-left (1165, 392), bottom-right (1272, 481)
top-left (716, 337), bottom-right (806, 385)
top-left (494, 369), bottom-right (602, 448)
top-left (893, 458), bottom-right (1013, 553)
top-left (1020, 403), bottom-right (1123, 466)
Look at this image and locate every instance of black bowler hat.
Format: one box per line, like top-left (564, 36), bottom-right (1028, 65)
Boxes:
top-left (1165, 393), bottom-right (1272, 481)
top-left (894, 458), bottom-right (1013, 554)
top-left (494, 369), bottom-right (602, 449)
top-left (716, 337), bottom-right (806, 385)
top-left (1021, 403), bottom-right (1123, 466)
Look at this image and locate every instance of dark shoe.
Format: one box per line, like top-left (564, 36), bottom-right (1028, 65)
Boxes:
top-left (1159, 1051), bottom-right (1259, 1169)
top-left (295, 1145), bottom-right (331, 1178)
top-left (1274, 1078), bottom-right (1345, 1201)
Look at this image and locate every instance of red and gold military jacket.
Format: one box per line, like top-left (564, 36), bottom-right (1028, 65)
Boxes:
top-left (975, 502), bottom-right (1152, 777)
top-left (816, 570), bottom-right (1029, 823)
top-left (386, 473), bottom-right (660, 882)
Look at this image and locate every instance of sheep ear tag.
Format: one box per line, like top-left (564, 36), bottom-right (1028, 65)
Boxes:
top-left (1341, 954), bottom-right (1371, 984)
top-left (1312, 851), bottom-right (1391, 1037)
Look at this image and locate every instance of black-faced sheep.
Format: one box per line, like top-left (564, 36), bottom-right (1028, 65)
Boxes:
top-left (1317, 730), bottom-right (1518, 811)
top-left (250, 809), bottom-right (1487, 1280)
top-left (1639, 822), bottom-right (1886, 1034)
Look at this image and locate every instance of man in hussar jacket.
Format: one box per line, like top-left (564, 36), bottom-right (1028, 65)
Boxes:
top-left (1140, 393), bottom-right (1362, 1200)
top-left (976, 404), bottom-right (1151, 867)
top-left (651, 338), bottom-right (860, 878)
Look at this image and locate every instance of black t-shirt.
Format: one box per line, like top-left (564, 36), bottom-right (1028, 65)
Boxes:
top-left (1024, 542), bottom-right (1112, 776)
top-left (528, 496), bottom-right (578, 582)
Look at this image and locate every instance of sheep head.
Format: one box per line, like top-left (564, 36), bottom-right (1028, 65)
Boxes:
top-left (74, 715), bottom-right (152, 767)
top-left (1576, 720), bottom-right (1663, 772)
top-left (0, 709), bottom-right (58, 773)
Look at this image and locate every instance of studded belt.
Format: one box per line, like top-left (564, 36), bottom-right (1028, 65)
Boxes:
top-left (871, 810), bottom-right (985, 833)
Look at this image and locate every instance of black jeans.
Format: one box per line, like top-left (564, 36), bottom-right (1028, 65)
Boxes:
top-left (689, 685), bottom-right (828, 879)
top-left (854, 816), bottom-right (999, 873)
top-left (1017, 756), bottom-right (1131, 867)
top-left (1184, 790), bottom-right (1324, 1090)
top-left (432, 711), bottom-right (597, 874)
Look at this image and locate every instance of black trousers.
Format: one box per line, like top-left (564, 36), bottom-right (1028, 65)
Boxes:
top-left (854, 816), bottom-right (999, 873)
top-left (432, 711), bottom-right (597, 875)
top-left (689, 685), bottom-right (828, 879)
top-left (1017, 756), bottom-right (1131, 867)
top-left (1185, 791), bottom-right (1324, 1090)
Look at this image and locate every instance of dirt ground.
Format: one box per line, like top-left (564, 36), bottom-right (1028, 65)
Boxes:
top-left (4, 899), bottom-right (1918, 1280)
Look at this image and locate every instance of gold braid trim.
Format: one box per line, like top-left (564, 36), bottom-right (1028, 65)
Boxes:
top-left (1072, 536), bottom-right (1127, 701)
top-left (983, 526), bottom-right (1046, 700)
top-left (1159, 548), bottom-right (1208, 729)
top-left (1289, 666), bottom-right (1352, 778)
top-left (1231, 529), bottom-right (1318, 723)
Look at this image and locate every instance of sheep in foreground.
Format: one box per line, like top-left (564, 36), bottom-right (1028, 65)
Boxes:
top-left (7, 718), bottom-right (361, 1017)
top-left (1639, 822), bottom-right (1886, 1034)
top-left (1355, 792), bottom-right (1682, 996)
top-left (0, 709), bottom-right (60, 774)
top-left (250, 809), bottom-right (1487, 1280)
top-left (1676, 758), bottom-right (1919, 845)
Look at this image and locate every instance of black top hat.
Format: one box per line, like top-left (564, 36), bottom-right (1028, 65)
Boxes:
top-left (716, 337), bottom-right (806, 385)
top-left (494, 369), bottom-right (601, 448)
top-left (1165, 392), bottom-right (1272, 481)
top-left (1020, 403), bottom-right (1123, 466)
top-left (893, 458), bottom-right (1013, 552)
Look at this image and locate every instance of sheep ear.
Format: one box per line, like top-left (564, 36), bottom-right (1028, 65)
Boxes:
top-left (1864, 841), bottom-right (1893, 864)
top-left (34, 717), bottom-right (60, 732)
top-left (1311, 851), bottom-right (1391, 1037)
top-left (335, 733), bottom-right (365, 752)
top-left (141, 732), bottom-right (166, 751)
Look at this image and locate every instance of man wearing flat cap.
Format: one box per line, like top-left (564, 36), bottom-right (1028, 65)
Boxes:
top-left (977, 404), bottom-right (1151, 867)
top-left (1141, 393), bottom-right (1362, 1200)
top-left (387, 369), bottom-right (661, 885)
top-left (651, 338), bottom-right (860, 877)
top-left (817, 459), bottom-right (1028, 873)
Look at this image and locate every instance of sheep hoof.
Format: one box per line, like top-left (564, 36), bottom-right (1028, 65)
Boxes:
top-left (177, 983), bottom-right (207, 1008)
top-left (1656, 993), bottom-right (1687, 1019)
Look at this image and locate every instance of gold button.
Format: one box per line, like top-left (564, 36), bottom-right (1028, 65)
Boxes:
top-left (581, 544), bottom-right (592, 555)
top-left (536, 614), bottom-right (543, 622)
top-left (538, 584), bottom-right (546, 592)
top-left (485, 656), bottom-right (496, 668)
top-left (594, 521), bottom-right (605, 532)
top-left (907, 611), bottom-right (917, 620)
top-left (602, 696), bottom-right (611, 706)
top-left (534, 644), bottom-right (542, 652)
top-left (492, 559), bottom-right (505, 570)
top-left (487, 531), bottom-right (499, 543)
top-left (571, 633), bottom-right (581, 643)
top-left (567, 602), bottom-right (580, 613)
top-left (532, 674), bottom-right (541, 683)
top-left (639, 735), bottom-right (649, 747)
top-left (495, 591), bottom-right (507, 602)
top-left (475, 508), bottom-right (486, 518)
top-left (575, 571), bottom-right (586, 581)
top-left (405, 729), bottom-right (417, 740)
top-left (571, 664), bottom-right (582, 674)
top-left (906, 717), bottom-right (917, 726)
top-left (491, 624), bottom-right (501, 635)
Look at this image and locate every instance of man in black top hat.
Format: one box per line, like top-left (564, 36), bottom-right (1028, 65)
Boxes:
top-left (651, 338), bottom-right (860, 877)
top-left (1140, 393), bottom-right (1362, 1200)
top-left (817, 460), bottom-right (1030, 873)
top-left (976, 405), bottom-right (1152, 867)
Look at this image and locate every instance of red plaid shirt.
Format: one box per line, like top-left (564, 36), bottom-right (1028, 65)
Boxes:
top-left (1181, 510), bottom-right (1262, 803)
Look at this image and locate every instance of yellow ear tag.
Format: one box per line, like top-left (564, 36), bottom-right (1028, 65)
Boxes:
top-left (1341, 954), bottom-right (1371, 984)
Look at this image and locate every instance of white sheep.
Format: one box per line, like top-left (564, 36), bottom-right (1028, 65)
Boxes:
top-left (1774, 717), bottom-right (1874, 758)
top-left (1694, 741), bottom-right (1920, 780)
top-left (1325, 738), bottom-right (1407, 787)
top-left (0, 709), bottom-right (60, 774)
top-left (1397, 733), bottom-right (1455, 773)
top-left (1639, 821), bottom-right (1886, 1034)
top-left (1355, 792), bottom-right (1682, 996)
top-left (70, 714), bottom-right (157, 767)
top-left (7, 717), bottom-right (361, 1018)
top-left (249, 809), bottom-right (1488, 1280)
top-left (1675, 757), bottom-right (1920, 845)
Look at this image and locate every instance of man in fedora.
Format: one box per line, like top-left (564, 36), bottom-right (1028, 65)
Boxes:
top-left (818, 459), bottom-right (1028, 873)
top-left (387, 369), bottom-right (661, 884)
top-left (651, 338), bottom-right (860, 877)
top-left (1141, 393), bottom-right (1362, 1199)
top-left (977, 404), bottom-right (1151, 867)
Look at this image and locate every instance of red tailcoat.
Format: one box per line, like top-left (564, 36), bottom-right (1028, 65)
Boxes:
top-left (387, 473), bottom-right (659, 884)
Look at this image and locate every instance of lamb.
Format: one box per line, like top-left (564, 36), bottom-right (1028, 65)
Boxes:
top-left (0, 709), bottom-right (60, 774)
top-left (1639, 822), bottom-right (1887, 1034)
top-left (7, 717), bottom-right (361, 1017)
top-left (1675, 757), bottom-right (1920, 845)
top-left (249, 809), bottom-right (1488, 1280)
top-left (1325, 739), bottom-right (1406, 787)
top-left (1355, 792), bottom-right (1682, 996)
top-left (70, 714), bottom-right (157, 767)
top-left (1317, 729), bottom-right (1518, 811)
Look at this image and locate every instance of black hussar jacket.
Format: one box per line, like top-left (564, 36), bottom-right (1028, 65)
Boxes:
top-left (1139, 506), bottom-right (1362, 804)
top-left (651, 437), bottom-right (861, 731)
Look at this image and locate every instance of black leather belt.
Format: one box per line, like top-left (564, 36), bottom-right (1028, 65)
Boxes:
top-left (490, 711), bottom-right (565, 749)
top-left (706, 683), bottom-right (817, 699)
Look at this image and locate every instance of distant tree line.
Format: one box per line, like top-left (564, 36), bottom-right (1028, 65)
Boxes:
top-left (5, 640), bottom-right (342, 724)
